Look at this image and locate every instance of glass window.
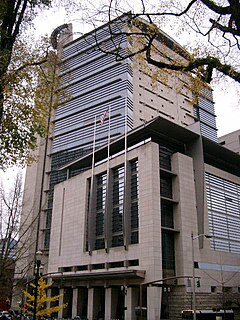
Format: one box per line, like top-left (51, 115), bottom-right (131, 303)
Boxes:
top-left (111, 166), bottom-right (124, 247)
top-left (95, 172), bottom-right (107, 250)
top-left (130, 160), bottom-right (139, 244)
top-left (160, 176), bottom-right (172, 199)
top-left (162, 231), bottom-right (175, 277)
top-left (161, 202), bottom-right (174, 228)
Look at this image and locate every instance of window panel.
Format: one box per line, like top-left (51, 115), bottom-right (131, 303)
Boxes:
top-left (162, 231), bottom-right (175, 273)
top-left (93, 160), bottom-right (139, 249)
top-left (160, 176), bottom-right (172, 199)
top-left (161, 202), bottom-right (174, 228)
top-left (130, 160), bottom-right (139, 244)
top-left (95, 172), bottom-right (107, 250)
top-left (112, 166), bottom-right (125, 247)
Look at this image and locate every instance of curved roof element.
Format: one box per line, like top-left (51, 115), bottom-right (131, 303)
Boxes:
top-left (50, 24), bottom-right (70, 49)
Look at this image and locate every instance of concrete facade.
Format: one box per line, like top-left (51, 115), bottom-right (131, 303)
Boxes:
top-left (219, 129), bottom-right (240, 154)
top-left (15, 14), bottom-right (240, 320)
top-left (45, 118), bottom-right (240, 319)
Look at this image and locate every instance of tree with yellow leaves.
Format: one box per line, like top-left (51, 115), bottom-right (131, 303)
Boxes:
top-left (23, 277), bottom-right (67, 318)
top-left (0, 1), bottom-right (72, 170)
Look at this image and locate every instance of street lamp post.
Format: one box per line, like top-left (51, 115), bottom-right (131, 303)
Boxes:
top-left (191, 232), bottom-right (212, 320)
top-left (33, 250), bottom-right (43, 320)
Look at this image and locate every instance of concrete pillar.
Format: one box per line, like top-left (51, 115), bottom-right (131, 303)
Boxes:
top-left (125, 287), bottom-right (139, 320)
top-left (46, 288), bottom-right (51, 310)
top-left (87, 288), bottom-right (94, 320)
top-left (58, 288), bottom-right (64, 319)
top-left (46, 278), bottom-right (52, 310)
top-left (105, 288), bottom-right (111, 320)
top-left (147, 286), bottom-right (162, 320)
top-left (72, 288), bottom-right (78, 317)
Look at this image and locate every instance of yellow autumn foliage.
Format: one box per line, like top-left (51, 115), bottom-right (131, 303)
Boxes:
top-left (23, 277), bottom-right (67, 317)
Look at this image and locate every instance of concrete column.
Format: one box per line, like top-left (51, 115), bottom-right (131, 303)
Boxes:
top-left (87, 288), bottom-right (94, 320)
top-left (72, 288), bottom-right (78, 317)
top-left (105, 288), bottom-right (111, 320)
top-left (147, 286), bottom-right (162, 320)
top-left (46, 288), bottom-right (51, 310)
top-left (125, 287), bottom-right (139, 320)
top-left (58, 288), bottom-right (64, 319)
top-left (46, 277), bottom-right (52, 310)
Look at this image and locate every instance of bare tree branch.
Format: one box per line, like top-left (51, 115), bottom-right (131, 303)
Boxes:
top-left (209, 18), bottom-right (240, 36)
top-left (0, 172), bottom-right (46, 304)
top-left (200, 0), bottom-right (231, 15)
top-left (90, 2), bottom-right (240, 85)
top-left (14, 56), bottom-right (49, 75)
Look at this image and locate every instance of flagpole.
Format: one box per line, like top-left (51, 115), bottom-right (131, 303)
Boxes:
top-left (123, 96), bottom-right (128, 250)
top-left (88, 115), bottom-right (97, 255)
top-left (125, 98), bottom-right (127, 157)
top-left (105, 107), bottom-right (111, 252)
top-left (92, 115), bottom-right (97, 172)
top-left (107, 106), bottom-right (111, 161)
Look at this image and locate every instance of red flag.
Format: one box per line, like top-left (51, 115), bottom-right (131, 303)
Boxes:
top-left (100, 111), bottom-right (109, 124)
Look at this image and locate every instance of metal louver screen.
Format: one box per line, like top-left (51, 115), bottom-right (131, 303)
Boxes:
top-left (206, 172), bottom-right (240, 253)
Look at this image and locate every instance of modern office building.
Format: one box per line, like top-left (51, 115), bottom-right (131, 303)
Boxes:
top-left (43, 13), bottom-right (217, 254)
top-left (14, 14), bottom-right (240, 320)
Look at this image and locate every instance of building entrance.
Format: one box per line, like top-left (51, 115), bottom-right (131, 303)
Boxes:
top-left (94, 287), bottom-right (105, 320)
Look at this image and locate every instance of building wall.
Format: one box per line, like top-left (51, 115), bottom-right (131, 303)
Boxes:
top-left (219, 129), bottom-right (240, 154)
top-left (24, 16), bottom-right (218, 259)
top-left (171, 152), bottom-right (198, 282)
top-left (14, 135), bottom-right (50, 276)
top-left (48, 141), bottom-right (163, 319)
top-left (132, 64), bottom-right (196, 127)
top-left (44, 15), bottom-right (219, 252)
top-left (48, 142), bottom-right (163, 284)
top-left (46, 134), bottom-right (240, 319)
top-left (131, 23), bottom-right (217, 142)
top-left (12, 135), bottom-right (50, 306)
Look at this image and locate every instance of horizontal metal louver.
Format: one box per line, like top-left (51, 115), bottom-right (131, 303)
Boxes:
top-left (61, 36), bottom-right (128, 73)
top-left (63, 19), bottom-right (128, 59)
top-left (59, 56), bottom-right (127, 87)
top-left (58, 64), bottom-right (132, 102)
top-left (52, 126), bottom-right (122, 153)
top-left (198, 109), bottom-right (217, 128)
top-left (54, 100), bottom-right (126, 136)
top-left (200, 87), bottom-right (213, 101)
top-left (206, 172), bottom-right (240, 253)
top-left (52, 102), bottom-right (133, 153)
top-left (46, 16), bottom-right (131, 250)
top-left (200, 123), bottom-right (218, 142)
top-left (56, 81), bottom-right (132, 120)
top-left (198, 96), bottom-right (215, 114)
